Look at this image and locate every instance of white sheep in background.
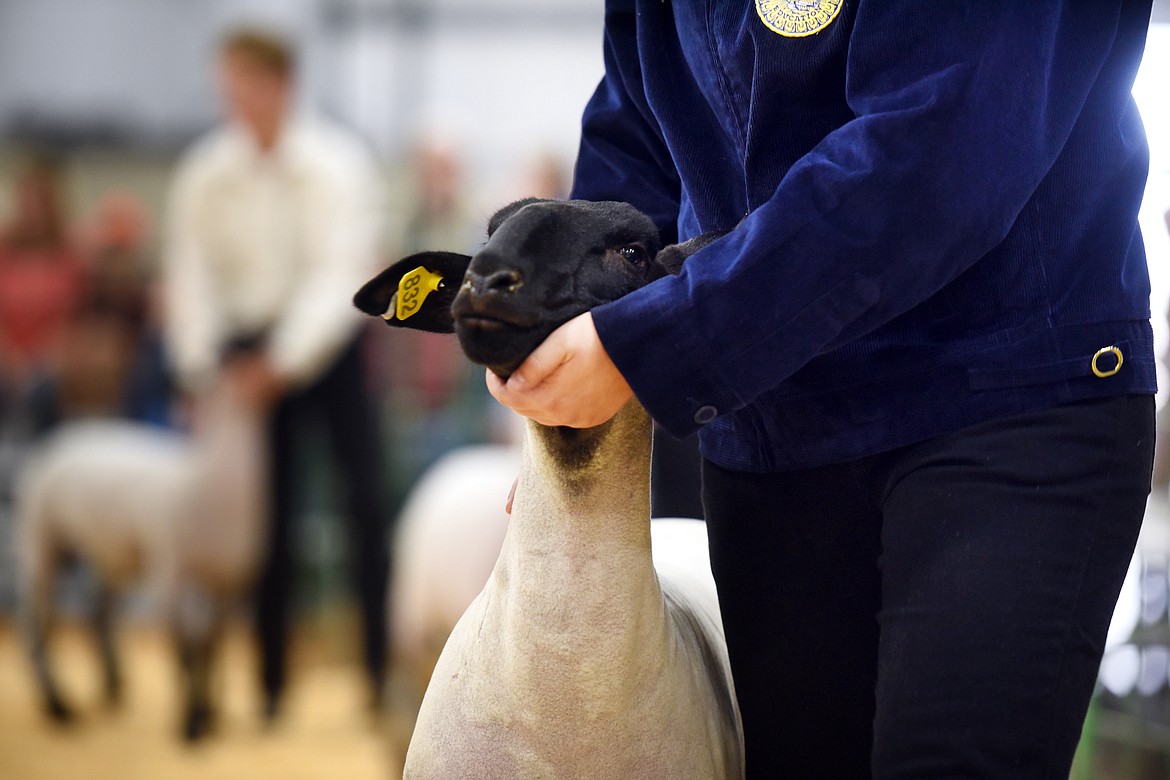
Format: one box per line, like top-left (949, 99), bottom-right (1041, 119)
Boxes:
top-left (16, 378), bottom-right (267, 741)
top-left (384, 443), bottom-right (519, 775)
top-left (355, 198), bottom-right (743, 778)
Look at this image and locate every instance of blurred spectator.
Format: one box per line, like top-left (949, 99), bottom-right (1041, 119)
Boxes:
top-left (53, 300), bottom-right (141, 420)
top-left (162, 27), bottom-right (389, 718)
top-left (0, 156), bottom-right (86, 434)
top-left (493, 151), bottom-right (571, 207)
top-left (370, 140), bottom-right (493, 507)
top-left (16, 190), bottom-right (175, 429)
top-left (76, 192), bottom-right (172, 425)
top-left (82, 192), bottom-right (152, 317)
top-left (402, 139), bottom-right (477, 255)
top-left (519, 151), bottom-right (570, 201)
top-left (400, 141), bottom-right (477, 411)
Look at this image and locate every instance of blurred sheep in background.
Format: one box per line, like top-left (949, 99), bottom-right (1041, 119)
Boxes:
top-left (382, 441), bottom-right (519, 778)
top-left (16, 373), bottom-right (266, 741)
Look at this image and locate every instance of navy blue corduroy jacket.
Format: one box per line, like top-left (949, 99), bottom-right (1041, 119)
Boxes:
top-left (572, 0), bottom-right (1157, 472)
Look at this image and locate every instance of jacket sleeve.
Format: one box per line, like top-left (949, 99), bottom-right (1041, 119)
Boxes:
top-left (590, 2), bottom-right (1146, 437)
top-left (570, 0), bottom-right (681, 244)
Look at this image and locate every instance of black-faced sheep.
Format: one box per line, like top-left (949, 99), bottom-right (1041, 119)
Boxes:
top-left (354, 199), bottom-right (743, 779)
top-left (16, 379), bottom-right (267, 741)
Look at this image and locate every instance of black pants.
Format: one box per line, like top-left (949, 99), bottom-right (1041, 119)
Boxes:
top-left (256, 336), bottom-right (389, 709)
top-left (703, 395), bottom-right (1154, 778)
top-left (651, 425), bottom-right (705, 519)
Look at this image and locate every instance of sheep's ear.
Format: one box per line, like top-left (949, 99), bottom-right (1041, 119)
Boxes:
top-left (653, 229), bottom-right (729, 276)
top-left (353, 251), bottom-right (471, 333)
top-left (487, 197), bottom-right (553, 237)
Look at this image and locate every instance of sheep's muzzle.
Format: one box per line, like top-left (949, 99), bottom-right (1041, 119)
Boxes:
top-left (451, 261), bottom-right (551, 379)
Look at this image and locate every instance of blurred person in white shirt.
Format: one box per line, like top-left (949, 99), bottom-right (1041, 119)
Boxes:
top-left (163, 28), bottom-right (389, 719)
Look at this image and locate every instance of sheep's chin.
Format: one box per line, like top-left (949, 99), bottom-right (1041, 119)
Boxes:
top-left (454, 319), bottom-right (554, 380)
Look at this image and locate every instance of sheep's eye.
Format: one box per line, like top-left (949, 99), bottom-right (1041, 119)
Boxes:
top-left (618, 245), bottom-right (648, 267)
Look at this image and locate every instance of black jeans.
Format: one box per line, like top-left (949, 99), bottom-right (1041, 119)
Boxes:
top-left (703, 394), bottom-right (1154, 778)
top-left (257, 336), bottom-right (389, 711)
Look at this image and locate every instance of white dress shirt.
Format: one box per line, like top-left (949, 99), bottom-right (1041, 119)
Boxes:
top-left (164, 116), bottom-right (384, 390)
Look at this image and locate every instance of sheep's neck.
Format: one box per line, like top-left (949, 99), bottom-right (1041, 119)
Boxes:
top-left (412, 403), bottom-right (728, 780)
top-left (181, 390), bottom-right (269, 585)
top-left (510, 400), bottom-right (653, 556)
top-left (491, 402), bottom-right (664, 678)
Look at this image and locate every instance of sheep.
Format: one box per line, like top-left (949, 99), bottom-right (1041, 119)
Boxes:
top-left (382, 429), bottom-right (709, 771)
top-left (15, 376), bottom-right (267, 741)
top-left (354, 198), bottom-right (743, 779)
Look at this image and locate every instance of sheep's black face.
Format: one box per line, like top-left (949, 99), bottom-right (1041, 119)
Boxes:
top-left (354, 199), bottom-right (727, 379)
top-left (451, 200), bottom-right (663, 376)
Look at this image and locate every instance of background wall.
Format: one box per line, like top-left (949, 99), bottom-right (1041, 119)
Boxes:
top-left (0, 0), bottom-right (604, 217)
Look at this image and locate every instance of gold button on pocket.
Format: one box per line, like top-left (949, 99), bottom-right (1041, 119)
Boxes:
top-left (1091, 346), bottom-right (1124, 378)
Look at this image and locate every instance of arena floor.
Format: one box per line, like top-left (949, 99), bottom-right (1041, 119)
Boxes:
top-left (0, 616), bottom-right (393, 780)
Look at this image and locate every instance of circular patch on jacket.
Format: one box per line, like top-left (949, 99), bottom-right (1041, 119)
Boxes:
top-left (756, 0), bottom-right (843, 38)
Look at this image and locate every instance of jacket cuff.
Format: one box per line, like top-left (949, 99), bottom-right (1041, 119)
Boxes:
top-left (593, 277), bottom-right (744, 438)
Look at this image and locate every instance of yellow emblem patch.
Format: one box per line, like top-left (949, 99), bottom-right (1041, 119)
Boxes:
top-left (756, 0), bottom-right (843, 38)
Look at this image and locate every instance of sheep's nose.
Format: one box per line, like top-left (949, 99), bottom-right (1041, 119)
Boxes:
top-left (465, 268), bottom-right (524, 295)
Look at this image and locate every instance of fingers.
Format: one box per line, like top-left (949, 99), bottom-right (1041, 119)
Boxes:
top-left (507, 334), bottom-right (570, 390)
top-left (485, 368), bottom-right (507, 397)
top-left (486, 326), bottom-right (572, 420)
top-left (487, 366), bottom-right (569, 427)
top-left (484, 312), bottom-right (632, 428)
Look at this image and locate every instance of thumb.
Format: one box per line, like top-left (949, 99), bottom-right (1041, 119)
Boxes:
top-left (505, 476), bottom-right (518, 515)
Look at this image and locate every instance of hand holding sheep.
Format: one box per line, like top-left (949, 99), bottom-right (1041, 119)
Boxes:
top-left (486, 311), bottom-right (633, 429)
top-left (488, 310), bottom-right (631, 515)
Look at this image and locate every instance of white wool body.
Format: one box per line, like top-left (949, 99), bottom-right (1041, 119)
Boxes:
top-left (403, 405), bottom-right (744, 779)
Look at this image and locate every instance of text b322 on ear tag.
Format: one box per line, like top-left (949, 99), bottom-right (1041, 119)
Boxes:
top-left (386, 266), bottom-right (444, 321)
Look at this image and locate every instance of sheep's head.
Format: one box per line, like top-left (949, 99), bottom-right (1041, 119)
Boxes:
top-left (355, 199), bottom-right (711, 378)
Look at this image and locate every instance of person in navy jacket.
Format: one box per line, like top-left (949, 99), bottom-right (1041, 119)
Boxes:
top-left (490, 2), bottom-right (1157, 775)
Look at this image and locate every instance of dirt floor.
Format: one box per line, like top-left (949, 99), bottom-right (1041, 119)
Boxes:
top-left (0, 616), bottom-right (394, 780)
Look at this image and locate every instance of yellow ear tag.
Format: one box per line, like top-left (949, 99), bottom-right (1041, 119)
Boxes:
top-left (392, 266), bottom-right (444, 321)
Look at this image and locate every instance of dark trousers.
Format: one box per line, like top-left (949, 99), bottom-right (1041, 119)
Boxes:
top-left (651, 425), bottom-right (705, 519)
top-left (703, 394), bottom-right (1154, 778)
top-left (256, 337), bottom-right (388, 709)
